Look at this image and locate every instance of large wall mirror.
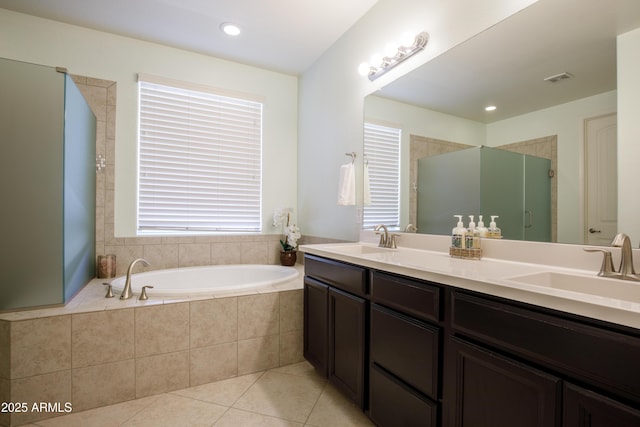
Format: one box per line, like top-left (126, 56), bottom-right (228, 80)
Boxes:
top-left (364, 0), bottom-right (640, 245)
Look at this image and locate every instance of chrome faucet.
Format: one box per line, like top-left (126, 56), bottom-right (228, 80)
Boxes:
top-left (374, 224), bottom-right (398, 248)
top-left (120, 258), bottom-right (150, 300)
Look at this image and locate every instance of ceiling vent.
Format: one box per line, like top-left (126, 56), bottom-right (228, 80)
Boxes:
top-left (544, 72), bottom-right (574, 83)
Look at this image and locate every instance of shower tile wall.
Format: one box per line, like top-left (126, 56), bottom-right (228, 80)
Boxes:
top-left (0, 290), bottom-right (303, 426)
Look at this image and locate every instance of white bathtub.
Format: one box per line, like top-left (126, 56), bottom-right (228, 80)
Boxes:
top-left (110, 264), bottom-right (299, 297)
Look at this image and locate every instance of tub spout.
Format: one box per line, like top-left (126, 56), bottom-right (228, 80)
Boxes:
top-left (120, 258), bottom-right (151, 300)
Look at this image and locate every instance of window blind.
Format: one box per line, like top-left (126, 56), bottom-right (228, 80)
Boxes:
top-left (138, 79), bottom-right (263, 232)
top-left (363, 122), bottom-right (401, 229)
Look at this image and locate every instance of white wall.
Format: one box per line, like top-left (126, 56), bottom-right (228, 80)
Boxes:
top-left (0, 9), bottom-right (298, 237)
top-left (617, 27), bottom-right (640, 242)
top-left (488, 91), bottom-right (616, 243)
top-left (298, 0), bottom-right (538, 241)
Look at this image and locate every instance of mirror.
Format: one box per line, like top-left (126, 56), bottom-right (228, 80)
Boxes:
top-left (364, 0), bottom-right (640, 244)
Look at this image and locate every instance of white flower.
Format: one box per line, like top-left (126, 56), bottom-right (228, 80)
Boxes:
top-left (285, 224), bottom-right (301, 248)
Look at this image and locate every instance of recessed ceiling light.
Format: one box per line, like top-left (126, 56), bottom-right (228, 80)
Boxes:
top-left (485, 105), bottom-right (497, 112)
top-left (220, 23), bottom-right (241, 36)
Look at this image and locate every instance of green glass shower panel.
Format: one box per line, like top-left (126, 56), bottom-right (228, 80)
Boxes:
top-left (0, 59), bottom-right (96, 310)
top-left (524, 155), bottom-right (552, 242)
top-left (64, 74), bottom-right (96, 301)
top-left (418, 147), bottom-right (481, 235)
top-left (480, 147), bottom-right (525, 240)
top-left (416, 146), bottom-right (551, 242)
top-left (0, 59), bottom-right (65, 309)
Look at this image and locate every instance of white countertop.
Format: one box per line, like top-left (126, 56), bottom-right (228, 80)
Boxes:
top-left (299, 242), bottom-right (640, 330)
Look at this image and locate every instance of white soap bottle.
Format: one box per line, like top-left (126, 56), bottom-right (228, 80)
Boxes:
top-left (477, 215), bottom-right (488, 238)
top-left (488, 215), bottom-right (502, 238)
top-left (467, 215), bottom-right (480, 249)
top-left (452, 215), bottom-right (466, 248)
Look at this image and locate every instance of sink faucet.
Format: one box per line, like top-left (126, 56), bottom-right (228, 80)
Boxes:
top-left (120, 258), bottom-right (150, 300)
top-left (585, 233), bottom-right (640, 281)
top-left (374, 224), bottom-right (398, 248)
top-left (611, 233), bottom-right (638, 278)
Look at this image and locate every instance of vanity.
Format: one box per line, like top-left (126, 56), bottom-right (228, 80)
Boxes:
top-left (300, 237), bottom-right (640, 426)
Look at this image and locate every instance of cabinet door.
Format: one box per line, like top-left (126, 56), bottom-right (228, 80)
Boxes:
top-left (329, 287), bottom-right (367, 408)
top-left (564, 383), bottom-right (640, 427)
top-left (304, 277), bottom-right (329, 376)
top-left (448, 337), bottom-right (561, 427)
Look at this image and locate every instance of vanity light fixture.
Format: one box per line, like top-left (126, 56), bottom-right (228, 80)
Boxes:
top-left (485, 105), bottom-right (497, 112)
top-left (359, 31), bottom-right (429, 81)
top-left (220, 22), bottom-right (241, 36)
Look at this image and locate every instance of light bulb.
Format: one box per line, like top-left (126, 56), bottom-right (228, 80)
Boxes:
top-left (485, 105), bottom-right (497, 111)
top-left (384, 43), bottom-right (398, 58)
top-left (358, 62), bottom-right (372, 76)
top-left (400, 32), bottom-right (416, 48)
top-left (370, 53), bottom-right (384, 68)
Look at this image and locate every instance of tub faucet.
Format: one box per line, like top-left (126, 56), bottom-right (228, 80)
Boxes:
top-left (121, 258), bottom-right (150, 300)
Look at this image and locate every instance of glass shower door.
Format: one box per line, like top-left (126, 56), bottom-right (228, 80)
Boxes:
top-left (523, 155), bottom-right (551, 242)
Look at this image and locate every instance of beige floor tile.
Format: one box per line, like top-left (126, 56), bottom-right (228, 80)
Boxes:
top-left (171, 372), bottom-right (262, 406)
top-left (305, 383), bottom-right (374, 427)
top-left (121, 393), bottom-right (227, 427)
top-left (269, 361), bottom-right (317, 377)
top-left (35, 395), bottom-right (159, 427)
top-left (213, 408), bottom-right (303, 426)
top-left (233, 370), bottom-right (325, 423)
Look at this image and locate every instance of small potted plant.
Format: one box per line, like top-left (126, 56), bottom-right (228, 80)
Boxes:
top-left (274, 209), bottom-right (301, 266)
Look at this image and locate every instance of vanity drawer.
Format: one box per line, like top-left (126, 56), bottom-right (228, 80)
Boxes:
top-left (371, 271), bottom-right (440, 322)
top-left (304, 254), bottom-right (367, 296)
top-left (451, 290), bottom-right (640, 405)
top-left (369, 363), bottom-right (438, 427)
top-left (371, 304), bottom-right (440, 399)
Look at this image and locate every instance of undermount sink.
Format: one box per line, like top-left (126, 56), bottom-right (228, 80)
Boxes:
top-left (319, 244), bottom-right (395, 255)
top-left (507, 272), bottom-right (640, 303)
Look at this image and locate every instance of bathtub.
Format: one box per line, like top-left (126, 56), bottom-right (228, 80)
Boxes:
top-left (110, 264), bottom-right (299, 297)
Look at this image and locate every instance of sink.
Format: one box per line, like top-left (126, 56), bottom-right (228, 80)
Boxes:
top-left (318, 244), bottom-right (395, 255)
top-left (507, 272), bottom-right (640, 303)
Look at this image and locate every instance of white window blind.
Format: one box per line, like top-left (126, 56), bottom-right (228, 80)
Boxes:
top-left (363, 122), bottom-right (401, 229)
top-left (138, 79), bottom-right (263, 232)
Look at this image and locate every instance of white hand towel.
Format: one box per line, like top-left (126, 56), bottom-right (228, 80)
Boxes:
top-left (363, 162), bottom-right (372, 206)
top-left (337, 163), bottom-right (356, 206)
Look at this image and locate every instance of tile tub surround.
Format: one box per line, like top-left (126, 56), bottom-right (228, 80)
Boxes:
top-left (0, 269), bottom-right (304, 427)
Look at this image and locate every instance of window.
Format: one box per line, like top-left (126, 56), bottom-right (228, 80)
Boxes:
top-left (363, 122), bottom-right (401, 229)
top-left (137, 76), bottom-right (263, 232)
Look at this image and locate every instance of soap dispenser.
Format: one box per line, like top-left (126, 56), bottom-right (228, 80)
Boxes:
top-left (467, 215), bottom-right (480, 249)
top-left (452, 215), bottom-right (467, 248)
top-left (488, 216), bottom-right (502, 238)
top-left (477, 215), bottom-right (488, 238)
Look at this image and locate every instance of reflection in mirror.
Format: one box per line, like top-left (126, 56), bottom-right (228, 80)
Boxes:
top-left (364, 0), bottom-right (640, 245)
top-left (412, 140), bottom-right (555, 242)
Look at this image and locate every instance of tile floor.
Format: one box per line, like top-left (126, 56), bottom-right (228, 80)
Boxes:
top-left (19, 362), bottom-right (374, 427)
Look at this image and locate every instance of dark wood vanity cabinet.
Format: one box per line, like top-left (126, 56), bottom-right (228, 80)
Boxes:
top-left (446, 289), bottom-right (640, 427)
top-left (369, 271), bottom-right (442, 427)
top-left (303, 255), bottom-right (368, 409)
top-left (303, 254), bottom-right (640, 427)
